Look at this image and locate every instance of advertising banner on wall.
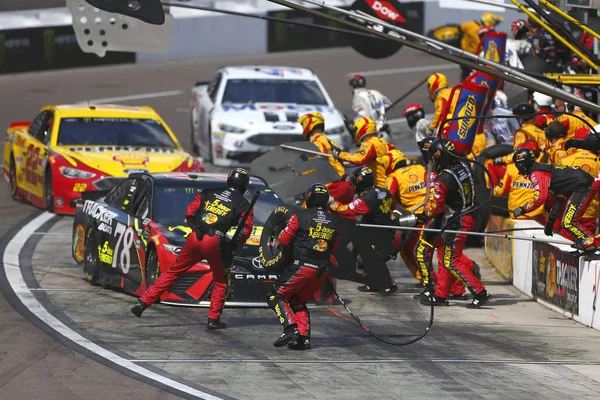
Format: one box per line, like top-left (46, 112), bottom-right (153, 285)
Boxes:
top-left (532, 241), bottom-right (579, 315)
top-left (484, 215), bottom-right (513, 281)
top-left (0, 25), bottom-right (135, 74)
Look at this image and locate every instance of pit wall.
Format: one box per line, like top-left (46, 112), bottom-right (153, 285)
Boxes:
top-left (485, 215), bottom-right (600, 330)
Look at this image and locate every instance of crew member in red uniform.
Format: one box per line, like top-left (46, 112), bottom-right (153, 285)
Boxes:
top-left (512, 148), bottom-right (599, 249)
top-left (131, 168), bottom-right (254, 329)
top-left (415, 138), bottom-right (491, 308)
top-left (329, 166), bottom-right (398, 294)
top-left (269, 183), bottom-right (341, 350)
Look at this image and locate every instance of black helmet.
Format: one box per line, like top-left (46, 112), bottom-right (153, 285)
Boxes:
top-left (513, 148), bottom-right (535, 175)
top-left (227, 167), bottom-right (250, 192)
top-left (349, 74), bottom-right (366, 89)
top-left (512, 103), bottom-right (535, 118)
top-left (418, 136), bottom-right (436, 163)
top-left (545, 120), bottom-right (566, 141)
top-left (350, 166), bottom-right (374, 193)
top-left (428, 138), bottom-right (457, 168)
top-left (305, 183), bottom-right (330, 208)
top-left (403, 103), bottom-right (425, 130)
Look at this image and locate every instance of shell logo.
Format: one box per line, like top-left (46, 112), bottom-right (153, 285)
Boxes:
top-left (409, 174), bottom-right (419, 183)
top-left (113, 153), bottom-right (149, 166)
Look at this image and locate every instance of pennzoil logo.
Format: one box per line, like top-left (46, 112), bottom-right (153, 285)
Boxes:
top-left (457, 95), bottom-right (477, 140)
top-left (485, 40), bottom-right (500, 63)
top-left (113, 153), bottom-right (149, 166)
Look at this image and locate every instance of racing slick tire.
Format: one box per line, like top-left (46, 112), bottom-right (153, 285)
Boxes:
top-left (259, 204), bottom-right (297, 274)
top-left (44, 168), bottom-right (54, 213)
top-left (83, 228), bottom-right (101, 285)
top-left (145, 247), bottom-right (161, 288)
top-left (8, 155), bottom-right (21, 200)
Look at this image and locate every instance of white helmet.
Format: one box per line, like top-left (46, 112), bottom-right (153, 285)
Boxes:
top-left (532, 92), bottom-right (553, 109)
top-left (494, 90), bottom-right (508, 109)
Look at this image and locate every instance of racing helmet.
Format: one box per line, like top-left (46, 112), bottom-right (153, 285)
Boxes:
top-left (349, 74), bottom-right (366, 90)
top-left (427, 73), bottom-right (448, 102)
top-left (227, 167), bottom-right (250, 192)
top-left (494, 90), bottom-right (508, 109)
top-left (353, 117), bottom-right (377, 143)
top-left (297, 111), bottom-right (325, 139)
top-left (531, 92), bottom-right (553, 110)
top-left (379, 149), bottom-right (407, 174)
top-left (512, 103), bottom-right (536, 122)
top-left (513, 148), bottom-right (536, 175)
top-left (519, 140), bottom-right (540, 158)
top-left (481, 12), bottom-right (504, 27)
top-left (305, 183), bottom-right (330, 208)
top-left (511, 19), bottom-right (529, 39)
top-left (428, 138), bottom-right (457, 169)
top-left (403, 103), bottom-right (425, 130)
top-left (545, 120), bottom-right (566, 141)
top-left (478, 25), bottom-right (495, 39)
top-left (350, 166), bottom-right (375, 193)
top-left (418, 136), bottom-right (436, 163)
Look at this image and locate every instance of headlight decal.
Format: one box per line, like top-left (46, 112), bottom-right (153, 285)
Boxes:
top-left (59, 166), bottom-right (96, 179)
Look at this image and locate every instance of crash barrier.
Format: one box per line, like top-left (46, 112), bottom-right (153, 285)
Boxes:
top-left (0, 1), bottom-right (515, 74)
top-left (485, 216), bottom-right (600, 330)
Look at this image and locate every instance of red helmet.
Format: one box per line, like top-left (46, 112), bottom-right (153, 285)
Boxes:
top-left (511, 19), bottom-right (529, 39)
top-left (403, 103), bottom-right (425, 130)
top-left (518, 140), bottom-right (540, 157)
top-left (349, 74), bottom-right (366, 89)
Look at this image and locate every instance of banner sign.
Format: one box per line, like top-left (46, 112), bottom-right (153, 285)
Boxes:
top-left (0, 25), bottom-right (135, 74)
top-left (532, 241), bottom-right (579, 315)
top-left (484, 215), bottom-right (513, 281)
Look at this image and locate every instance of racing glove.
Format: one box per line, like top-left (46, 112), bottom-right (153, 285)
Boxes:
top-left (331, 147), bottom-right (341, 160)
top-left (512, 207), bottom-right (526, 218)
top-left (544, 219), bottom-right (555, 236)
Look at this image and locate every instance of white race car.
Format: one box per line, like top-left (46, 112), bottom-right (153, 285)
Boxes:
top-left (190, 65), bottom-right (353, 167)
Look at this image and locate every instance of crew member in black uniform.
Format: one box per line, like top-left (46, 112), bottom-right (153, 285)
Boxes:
top-left (269, 183), bottom-right (342, 350)
top-left (329, 166), bottom-right (399, 294)
top-left (512, 148), bottom-right (599, 250)
top-left (415, 138), bottom-right (491, 308)
top-left (132, 168), bottom-right (254, 329)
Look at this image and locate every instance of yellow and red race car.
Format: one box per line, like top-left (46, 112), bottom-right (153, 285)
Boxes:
top-left (3, 104), bottom-right (204, 214)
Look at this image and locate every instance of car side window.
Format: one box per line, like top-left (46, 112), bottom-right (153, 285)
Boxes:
top-left (207, 72), bottom-right (222, 103)
top-left (127, 178), bottom-right (151, 218)
top-left (105, 178), bottom-right (136, 210)
top-left (28, 111), bottom-right (52, 143)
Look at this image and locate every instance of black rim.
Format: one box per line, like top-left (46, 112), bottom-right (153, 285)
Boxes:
top-left (9, 157), bottom-right (17, 197)
top-left (84, 230), bottom-right (97, 282)
top-left (146, 250), bottom-right (160, 286)
top-left (45, 172), bottom-right (53, 209)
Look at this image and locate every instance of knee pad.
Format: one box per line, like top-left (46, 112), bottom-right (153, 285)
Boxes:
top-left (291, 303), bottom-right (308, 313)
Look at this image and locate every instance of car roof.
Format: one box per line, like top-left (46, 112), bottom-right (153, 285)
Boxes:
top-left (221, 66), bottom-right (317, 80)
top-left (49, 104), bottom-right (159, 119)
top-left (149, 172), bottom-right (267, 186)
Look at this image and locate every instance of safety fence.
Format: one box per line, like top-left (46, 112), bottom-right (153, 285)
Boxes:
top-left (485, 216), bottom-right (600, 330)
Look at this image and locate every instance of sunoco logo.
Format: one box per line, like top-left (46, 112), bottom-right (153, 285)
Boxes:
top-left (457, 95), bottom-right (477, 140)
top-left (485, 41), bottom-right (500, 63)
top-left (366, 0), bottom-right (406, 23)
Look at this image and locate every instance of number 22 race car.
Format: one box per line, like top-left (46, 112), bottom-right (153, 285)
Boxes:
top-left (71, 172), bottom-right (335, 307)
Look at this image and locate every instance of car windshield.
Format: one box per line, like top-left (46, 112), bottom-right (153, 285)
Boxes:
top-left (57, 118), bottom-right (178, 148)
top-left (153, 182), bottom-right (284, 227)
top-left (221, 79), bottom-right (329, 105)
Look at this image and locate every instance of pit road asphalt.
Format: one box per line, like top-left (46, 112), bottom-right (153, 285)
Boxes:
top-left (1, 47), bottom-right (600, 400)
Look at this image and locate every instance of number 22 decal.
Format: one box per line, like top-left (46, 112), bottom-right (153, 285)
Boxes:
top-left (113, 223), bottom-right (134, 274)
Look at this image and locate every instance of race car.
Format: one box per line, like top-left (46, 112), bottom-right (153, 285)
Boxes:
top-left (190, 65), bottom-right (353, 167)
top-left (3, 104), bottom-right (204, 215)
top-left (71, 172), bottom-right (336, 307)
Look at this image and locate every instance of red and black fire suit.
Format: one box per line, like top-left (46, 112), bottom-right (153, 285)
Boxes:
top-left (329, 186), bottom-right (397, 288)
top-left (140, 188), bottom-right (253, 320)
top-left (416, 161), bottom-right (487, 300)
top-left (519, 163), bottom-right (597, 247)
top-left (270, 207), bottom-right (340, 339)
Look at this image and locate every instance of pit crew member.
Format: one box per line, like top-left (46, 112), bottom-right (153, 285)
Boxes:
top-left (348, 74), bottom-right (392, 139)
top-left (459, 12), bottom-right (505, 80)
top-left (269, 183), bottom-right (341, 350)
top-left (131, 168), bottom-right (254, 329)
top-left (545, 120), bottom-right (568, 164)
top-left (531, 92), bottom-right (555, 129)
top-left (404, 103), bottom-right (432, 142)
top-left (427, 73), bottom-right (459, 134)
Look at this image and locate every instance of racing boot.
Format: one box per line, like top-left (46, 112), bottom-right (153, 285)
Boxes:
top-left (273, 324), bottom-right (299, 347)
top-left (466, 289), bottom-right (492, 309)
top-left (449, 293), bottom-right (469, 301)
top-left (288, 335), bottom-right (311, 350)
top-left (413, 284), bottom-right (434, 300)
top-left (379, 281), bottom-right (398, 296)
top-left (207, 318), bottom-right (227, 329)
top-left (418, 291), bottom-right (449, 306)
top-left (131, 300), bottom-right (148, 318)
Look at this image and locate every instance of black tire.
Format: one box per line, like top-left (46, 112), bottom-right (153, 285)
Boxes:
top-left (44, 168), bottom-right (54, 213)
top-left (207, 126), bottom-right (214, 164)
top-left (191, 113), bottom-right (200, 156)
top-left (83, 228), bottom-right (101, 285)
top-left (259, 204), bottom-right (297, 273)
top-left (8, 155), bottom-right (20, 200)
top-left (145, 247), bottom-right (160, 287)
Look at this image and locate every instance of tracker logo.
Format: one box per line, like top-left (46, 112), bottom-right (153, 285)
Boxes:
top-left (366, 0), bottom-right (406, 23)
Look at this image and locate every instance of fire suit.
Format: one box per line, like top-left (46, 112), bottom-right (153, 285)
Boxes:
top-left (352, 88), bottom-right (392, 132)
top-left (269, 206), bottom-right (340, 340)
top-left (493, 163), bottom-right (547, 223)
top-left (485, 106), bottom-right (519, 144)
top-left (558, 111), bottom-right (597, 141)
top-left (547, 138), bottom-right (568, 164)
top-left (338, 135), bottom-right (389, 188)
top-left (520, 163), bottom-right (597, 246)
top-left (460, 20), bottom-right (483, 79)
top-left (526, 30), bottom-right (558, 64)
top-left (310, 132), bottom-right (354, 203)
top-left (140, 188), bottom-right (253, 320)
top-left (469, 132), bottom-right (487, 159)
top-left (430, 87), bottom-right (460, 133)
top-left (329, 186), bottom-right (396, 287)
top-left (416, 161), bottom-right (487, 300)
top-left (533, 107), bottom-right (555, 130)
top-left (500, 122), bottom-right (548, 164)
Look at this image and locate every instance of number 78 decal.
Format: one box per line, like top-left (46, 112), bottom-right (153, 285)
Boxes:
top-left (113, 222), bottom-right (135, 274)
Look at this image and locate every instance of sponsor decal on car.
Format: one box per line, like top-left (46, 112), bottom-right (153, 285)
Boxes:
top-left (221, 104), bottom-right (335, 113)
top-left (112, 153), bottom-right (149, 166)
top-left (83, 200), bottom-right (118, 224)
top-left (98, 240), bottom-right (114, 265)
top-left (123, 168), bottom-right (149, 174)
top-left (98, 222), bottom-right (112, 234)
top-left (273, 125), bottom-right (296, 130)
top-left (73, 224), bottom-right (85, 263)
top-left (233, 273), bottom-right (278, 280)
top-left (365, 0), bottom-right (406, 23)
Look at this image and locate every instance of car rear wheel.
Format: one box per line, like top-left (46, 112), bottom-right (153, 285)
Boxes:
top-left (44, 169), bottom-right (54, 213)
top-left (83, 228), bottom-right (101, 285)
top-left (8, 155), bottom-right (21, 200)
top-left (145, 247), bottom-right (160, 288)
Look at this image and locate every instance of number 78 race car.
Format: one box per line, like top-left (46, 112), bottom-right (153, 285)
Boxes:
top-left (71, 172), bottom-right (335, 306)
top-left (191, 65), bottom-right (353, 166)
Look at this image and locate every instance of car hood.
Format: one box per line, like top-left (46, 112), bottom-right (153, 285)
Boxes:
top-left (54, 147), bottom-right (191, 176)
top-left (212, 103), bottom-right (346, 130)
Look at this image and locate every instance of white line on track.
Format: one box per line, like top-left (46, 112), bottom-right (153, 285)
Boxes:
top-left (127, 359), bottom-right (600, 365)
top-left (78, 90), bottom-right (184, 105)
top-left (29, 288), bottom-right (92, 292)
top-left (4, 212), bottom-right (223, 400)
top-left (347, 63), bottom-right (459, 77)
